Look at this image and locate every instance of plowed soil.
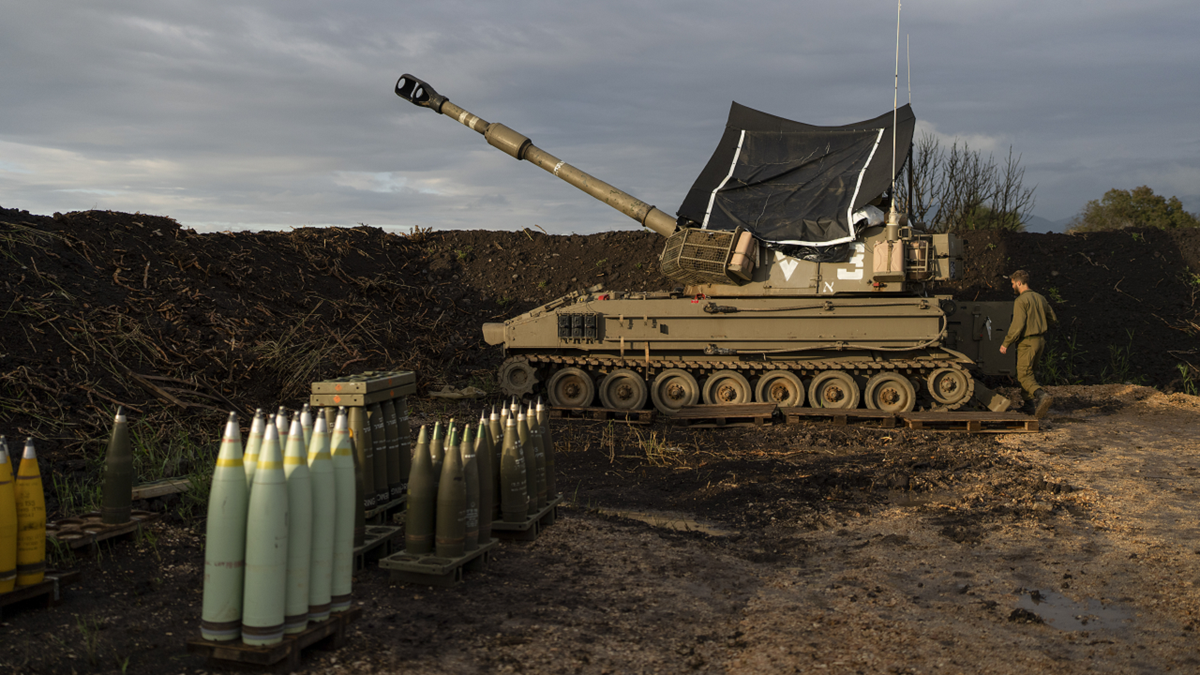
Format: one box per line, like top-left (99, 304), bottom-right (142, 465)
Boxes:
top-left (1, 205), bottom-right (1199, 674)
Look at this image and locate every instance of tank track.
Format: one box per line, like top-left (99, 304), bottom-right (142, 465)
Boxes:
top-left (499, 354), bottom-right (976, 412)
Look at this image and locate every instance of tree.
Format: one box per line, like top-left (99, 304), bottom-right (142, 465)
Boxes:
top-left (1067, 186), bottom-right (1200, 233)
top-left (898, 132), bottom-right (1035, 234)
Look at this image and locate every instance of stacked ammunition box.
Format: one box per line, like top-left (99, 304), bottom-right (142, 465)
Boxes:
top-left (310, 371), bottom-right (416, 518)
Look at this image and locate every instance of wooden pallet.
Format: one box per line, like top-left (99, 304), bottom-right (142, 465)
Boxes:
top-left (186, 606), bottom-right (362, 673)
top-left (550, 406), bottom-right (655, 424)
top-left (900, 411), bottom-right (1039, 433)
top-left (131, 477), bottom-right (191, 500)
top-left (781, 407), bottom-right (898, 428)
top-left (364, 494), bottom-right (407, 525)
top-left (378, 538), bottom-right (499, 587)
top-left (46, 510), bottom-right (161, 551)
top-left (668, 403), bottom-right (777, 428)
top-left (353, 525), bottom-right (403, 571)
top-left (491, 494), bottom-right (563, 542)
top-left (0, 571), bottom-right (81, 619)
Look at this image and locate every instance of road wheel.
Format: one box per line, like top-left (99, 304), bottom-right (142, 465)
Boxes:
top-left (702, 371), bottom-right (752, 405)
top-left (497, 357), bottom-right (538, 398)
top-left (864, 372), bottom-right (917, 413)
top-left (546, 367), bottom-right (595, 408)
top-left (927, 367), bottom-right (971, 406)
top-left (808, 371), bottom-right (860, 409)
top-left (598, 369), bottom-right (648, 410)
top-left (650, 369), bottom-right (700, 415)
top-left (754, 371), bottom-right (805, 407)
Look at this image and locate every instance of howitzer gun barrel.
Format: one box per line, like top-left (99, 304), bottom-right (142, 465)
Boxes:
top-left (395, 74), bottom-right (677, 238)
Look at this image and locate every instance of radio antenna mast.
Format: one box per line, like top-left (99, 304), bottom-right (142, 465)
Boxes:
top-left (887, 1), bottom-right (903, 238)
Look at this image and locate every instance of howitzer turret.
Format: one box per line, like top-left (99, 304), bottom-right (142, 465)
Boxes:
top-left (394, 74), bottom-right (1016, 414)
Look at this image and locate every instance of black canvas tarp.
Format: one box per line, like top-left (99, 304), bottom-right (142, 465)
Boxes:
top-left (677, 102), bottom-right (915, 247)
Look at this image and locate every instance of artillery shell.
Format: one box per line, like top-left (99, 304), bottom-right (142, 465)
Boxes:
top-left (243, 409), bottom-right (265, 491)
top-left (0, 439), bottom-right (17, 593)
top-left (348, 406), bottom-right (375, 511)
top-left (101, 407), bottom-right (134, 525)
top-left (329, 408), bottom-right (356, 612)
top-left (15, 438), bottom-right (46, 588)
top-left (283, 415), bottom-right (312, 635)
top-left (435, 426), bottom-right (466, 558)
top-left (406, 426), bottom-right (435, 555)
top-left (242, 423), bottom-right (288, 645)
top-left (300, 404), bottom-right (314, 453)
top-left (537, 399), bottom-right (557, 500)
top-left (474, 416), bottom-right (495, 543)
top-left (306, 414), bottom-right (335, 623)
top-left (369, 403), bottom-right (389, 505)
top-left (500, 415), bottom-right (528, 522)
top-left (201, 413), bottom-right (248, 642)
top-left (461, 425), bottom-right (479, 553)
top-left (517, 412), bottom-right (538, 516)
top-left (382, 399), bottom-right (403, 500)
top-left (528, 404), bottom-right (547, 509)
top-left (394, 397), bottom-right (412, 495)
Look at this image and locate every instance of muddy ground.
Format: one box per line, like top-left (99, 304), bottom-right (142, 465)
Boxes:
top-left (3, 384), bottom-right (1199, 674)
top-left (0, 206), bottom-right (1199, 673)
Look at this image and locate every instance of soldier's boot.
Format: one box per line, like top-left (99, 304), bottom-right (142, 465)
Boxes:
top-left (1032, 389), bottom-right (1053, 419)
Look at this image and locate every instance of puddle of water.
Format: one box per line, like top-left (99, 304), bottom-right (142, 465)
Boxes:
top-left (1015, 589), bottom-right (1133, 631)
top-left (599, 509), bottom-right (738, 537)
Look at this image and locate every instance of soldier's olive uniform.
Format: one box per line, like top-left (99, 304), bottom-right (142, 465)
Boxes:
top-left (1002, 289), bottom-right (1058, 401)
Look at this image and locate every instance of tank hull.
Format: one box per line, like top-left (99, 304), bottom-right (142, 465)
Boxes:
top-left (491, 290), bottom-right (1015, 413)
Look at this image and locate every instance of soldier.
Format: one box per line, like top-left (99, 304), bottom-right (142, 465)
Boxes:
top-left (1000, 270), bottom-right (1058, 417)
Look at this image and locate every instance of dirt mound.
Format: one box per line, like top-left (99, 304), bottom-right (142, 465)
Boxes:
top-left (2, 205), bottom-right (1199, 516)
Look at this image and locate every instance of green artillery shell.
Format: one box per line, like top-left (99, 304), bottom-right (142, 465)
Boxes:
top-left (473, 416), bottom-right (495, 543)
top-left (283, 416), bottom-right (312, 635)
top-left (306, 414), bottom-right (335, 623)
top-left (489, 409), bottom-right (502, 520)
top-left (429, 422), bottom-right (444, 503)
top-left (243, 409), bottom-right (265, 491)
top-left (201, 413), bottom-right (248, 642)
top-left (528, 404), bottom-right (547, 509)
top-left (406, 426), bottom-right (435, 555)
top-left (368, 403), bottom-right (389, 505)
top-left (517, 413), bottom-right (538, 516)
top-left (435, 426), bottom-right (466, 558)
top-left (381, 399), bottom-right (402, 500)
top-left (394, 397), bottom-right (412, 494)
top-left (300, 404), bottom-right (314, 454)
top-left (488, 406), bottom-right (502, 448)
top-left (500, 416), bottom-right (528, 522)
top-left (537, 400), bottom-right (557, 500)
top-left (347, 406), bottom-right (375, 510)
top-left (329, 408), bottom-right (356, 612)
top-left (461, 426), bottom-right (479, 553)
top-left (242, 422), bottom-right (288, 646)
top-left (101, 407), bottom-right (134, 525)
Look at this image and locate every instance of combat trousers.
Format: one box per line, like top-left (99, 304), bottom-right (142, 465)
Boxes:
top-left (1016, 335), bottom-right (1045, 400)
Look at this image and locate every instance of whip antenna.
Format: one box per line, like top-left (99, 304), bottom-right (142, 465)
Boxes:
top-left (887, 1), bottom-right (902, 239)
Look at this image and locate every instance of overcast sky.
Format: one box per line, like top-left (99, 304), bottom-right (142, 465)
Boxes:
top-left (2, 1), bottom-right (1198, 235)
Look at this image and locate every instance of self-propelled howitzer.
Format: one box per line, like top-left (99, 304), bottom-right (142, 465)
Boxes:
top-left (394, 75), bottom-right (1015, 414)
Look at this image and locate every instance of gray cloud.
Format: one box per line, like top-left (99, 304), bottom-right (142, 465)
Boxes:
top-left (2, 1), bottom-right (1197, 231)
